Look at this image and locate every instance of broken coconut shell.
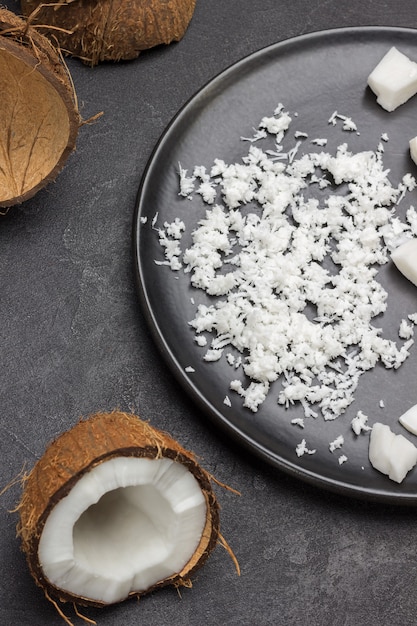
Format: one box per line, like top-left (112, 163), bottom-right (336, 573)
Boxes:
top-left (0, 8), bottom-right (80, 208)
top-left (17, 411), bottom-right (221, 611)
top-left (20, 0), bottom-right (197, 66)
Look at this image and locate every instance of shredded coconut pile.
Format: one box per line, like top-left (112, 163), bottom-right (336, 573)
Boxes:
top-left (156, 104), bottom-right (417, 422)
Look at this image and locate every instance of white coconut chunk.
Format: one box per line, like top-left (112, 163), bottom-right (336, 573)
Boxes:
top-left (391, 237), bottom-right (417, 286)
top-left (399, 404), bottom-right (417, 435)
top-left (369, 423), bottom-right (397, 476)
top-left (367, 47), bottom-right (417, 111)
top-left (38, 457), bottom-right (206, 605)
top-left (389, 435), bottom-right (417, 483)
top-left (369, 422), bottom-right (417, 483)
top-left (410, 137), bottom-right (417, 166)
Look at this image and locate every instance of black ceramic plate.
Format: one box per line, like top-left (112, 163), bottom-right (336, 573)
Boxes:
top-left (134, 27), bottom-right (417, 503)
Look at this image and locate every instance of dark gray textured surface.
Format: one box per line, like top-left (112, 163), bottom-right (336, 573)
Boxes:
top-left (1, 1), bottom-right (417, 625)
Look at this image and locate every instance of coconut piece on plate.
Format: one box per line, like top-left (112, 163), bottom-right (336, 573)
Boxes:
top-left (367, 47), bottom-right (417, 111)
top-left (369, 422), bottom-right (417, 483)
top-left (399, 404), bottom-right (417, 435)
top-left (17, 411), bottom-right (222, 611)
top-left (410, 136), bottom-right (417, 166)
top-left (391, 237), bottom-right (417, 287)
top-left (369, 422), bottom-right (395, 476)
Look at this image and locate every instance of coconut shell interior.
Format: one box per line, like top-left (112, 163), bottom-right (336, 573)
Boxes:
top-left (20, 0), bottom-right (197, 65)
top-left (17, 411), bottom-right (220, 607)
top-left (0, 9), bottom-right (80, 208)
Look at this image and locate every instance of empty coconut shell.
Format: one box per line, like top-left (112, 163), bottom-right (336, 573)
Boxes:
top-left (17, 411), bottom-right (220, 612)
top-left (0, 8), bottom-right (80, 208)
top-left (20, 0), bottom-right (197, 65)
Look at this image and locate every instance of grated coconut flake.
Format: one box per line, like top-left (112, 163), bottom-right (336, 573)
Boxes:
top-left (154, 103), bottom-right (417, 462)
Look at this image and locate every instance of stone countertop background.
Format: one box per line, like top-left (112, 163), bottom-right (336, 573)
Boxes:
top-left (1, 1), bottom-right (417, 625)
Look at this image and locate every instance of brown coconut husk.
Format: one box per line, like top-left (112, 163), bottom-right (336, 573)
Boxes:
top-left (17, 410), bottom-right (221, 611)
top-left (0, 8), bottom-right (80, 209)
top-left (20, 0), bottom-right (197, 66)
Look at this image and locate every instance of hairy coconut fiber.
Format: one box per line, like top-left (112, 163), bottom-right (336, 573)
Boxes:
top-left (20, 0), bottom-right (197, 65)
top-left (17, 411), bottom-right (220, 609)
top-left (0, 8), bottom-right (80, 209)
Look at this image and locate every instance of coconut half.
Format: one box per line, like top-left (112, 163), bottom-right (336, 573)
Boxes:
top-left (20, 0), bottom-right (197, 66)
top-left (0, 8), bottom-right (80, 208)
top-left (17, 411), bottom-right (220, 609)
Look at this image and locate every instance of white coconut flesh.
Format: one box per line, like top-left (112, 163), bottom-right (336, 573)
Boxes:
top-left (38, 456), bottom-right (207, 605)
top-left (367, 46), bottom-right (417, 111)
